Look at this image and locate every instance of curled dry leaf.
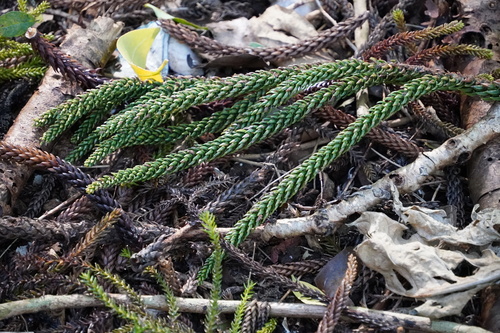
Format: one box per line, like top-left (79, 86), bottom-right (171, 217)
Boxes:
top-left (468, 135), bottom-right (500, 209)
top-left (206, 5), bottom-right (317, 49)
top-left (350, 203), bottom-right (500, 318)
top-left (401, 205), bottom-right (500, 246)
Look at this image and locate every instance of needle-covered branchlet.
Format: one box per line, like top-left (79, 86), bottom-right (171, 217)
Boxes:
top-left (0, 141), bottom-right (140, 244)
top-left (270, 259), bottom-right (329, 277)
top-left (362, 21), bottom-right (465, 60)
top-left (315, 106), bottom-right (423, 158)
top-left (317, 254), bottom-right (358, 333)
top-left (161, 12), bottom-right (370, 62)
top-left (25, 27), bottom-right (107, 89)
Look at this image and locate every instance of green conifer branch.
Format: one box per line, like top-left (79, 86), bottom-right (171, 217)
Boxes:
top-left (145, 266), bottom-right (194, 333)
top-left (80, 271), bottom-right (136, 318)
top-left (225, 74), bottom-right (451, 245)
top-left (89, 66), bottom-right (302, 143)
top-left (392, 9), bottom-right (407, 33)
top-left (37, 78), bottom-right (160, 141)
top-left (85, 63), bottom-right (424, 193)
top-left (80, 271), bottom-right (162, 332)
top-left (80, 264), bottom-right (181, 333)
top-left (61, 77), bottom-right (201, 161)
top-left (70, 59), bottom-right (385, 164)
top-left (26, 1), bottom-right (50, 17)
top-left (197, 72), bottom-right (500, 280)
top-left (146, 267), bottom-right (180, 321)
top-left (200, 211), bottom-right (224, 333)
top-left (90, 264), bottom-right (146, 313)
top-left (17, 0), bottom-right (50, 16)
top-left (256, 319), bottom-right (278, 333)
top-left (83, 92), bottom-right (263, 165)
top-left (123, 76), bottom-right (205, 109)
top-left (226, 73), bottom-right (500, 247)
top-left (392, 9), bottom-right (418, 55)
top-left (60, 77), bottom-right (211, 161)
top-left (17, 0), bottom-right (28, 12)
top-left (230, 281), bottom-right (256, 333)
top-left (0, 37), bottom-right (46, 82)
top-left (0, 59), bottom-right (46, 80)
top-left (0, 40), bottom-right (35, 58)
top-left (70, 108), bottom-right (112, 144)
top-left (51, 59), bottom-right (389, 162)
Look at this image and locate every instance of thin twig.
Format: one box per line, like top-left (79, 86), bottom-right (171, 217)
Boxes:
top-left (0, 294), bottom-right (491, 333)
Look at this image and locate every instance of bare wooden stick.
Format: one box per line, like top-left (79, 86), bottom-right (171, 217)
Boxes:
top-left (0, 294), bottom-right (490, 333)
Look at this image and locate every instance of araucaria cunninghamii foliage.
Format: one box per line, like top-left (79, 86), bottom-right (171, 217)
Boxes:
top-left (31, 18), bottom-right (500, 277)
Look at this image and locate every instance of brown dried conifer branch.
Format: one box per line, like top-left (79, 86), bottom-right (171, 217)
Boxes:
top-left (315, 106), bottom-right (423, 158)
top-left (0, 215), bottom-right (90, 240)
top-left (270, 259), bottom-right (328, 276)
top-left (0, 141), bottom-right (60, 168)
top-left (66, 208), bottom-right (121, 262)
top-left (0, 141), bottom-right (140, 243)
top-left (25, 174), bottom-right (57, 218)
top-left (203, 167), bottom-right (270, 215)
top-left (420, 92), bottom-right (460, 126)
top-left (317, 253), bottom-right (358, 333)
top-left (161, 12), bottom-right (370, 62)
top-left (56, 196), bottom-right (94, 222)
top-left (445, 165), bottom-right (466, 227)
top-left (409, 101), bottom-right (464, 137)
top-left (158, 257), bottom-right (182, 295)
top-left (25, 27), bottom-right (108, 89)
top-left (362, 21), bottom-right (464, 60)
top-left (222, 241), bottom-right (328, 302)
top-left (182, 162), bottom-right (216, 187)
top-left (242, 299), bottom-right (271, 333)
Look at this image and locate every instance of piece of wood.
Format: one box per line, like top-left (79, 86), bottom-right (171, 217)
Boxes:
top-left (0, 294), bottom-right (492, 332)
top-left (0, 17), bottom-right (122, 215)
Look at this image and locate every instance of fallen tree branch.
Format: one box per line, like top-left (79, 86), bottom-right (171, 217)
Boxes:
top-left (0, 294), bottom-right (491, 333)
top-left (259, 102), bottom-right (500, 240)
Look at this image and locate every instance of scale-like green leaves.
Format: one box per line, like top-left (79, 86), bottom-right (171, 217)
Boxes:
top-left (37, 56), bottom-right (500, 282)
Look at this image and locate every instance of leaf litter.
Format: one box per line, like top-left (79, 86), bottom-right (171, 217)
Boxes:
top-left (0, 0), bottom-right (500, 332)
